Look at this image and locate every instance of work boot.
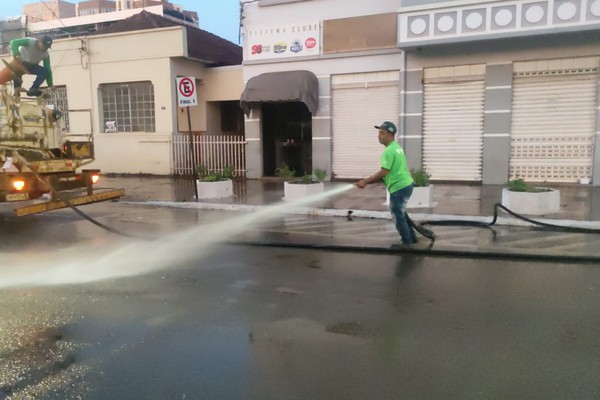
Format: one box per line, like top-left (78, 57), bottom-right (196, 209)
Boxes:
top-left (26, 88), bottom-right (43, 97)
top-left (390, 242), bottom-right (415, 250)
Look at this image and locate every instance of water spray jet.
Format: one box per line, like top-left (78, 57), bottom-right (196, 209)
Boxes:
top-left (0, 184), bottom-right (355, 290)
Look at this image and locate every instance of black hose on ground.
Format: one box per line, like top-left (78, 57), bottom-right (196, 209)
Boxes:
top-left (405, 213), bottom-right (436, 242)
top-left (407, 202), bottom-right (600, 242)
top-left (27, 168), bottom-right (137, 239)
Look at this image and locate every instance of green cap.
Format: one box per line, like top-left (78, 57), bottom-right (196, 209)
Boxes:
top-left (374, 121), bottom-right (397, 135)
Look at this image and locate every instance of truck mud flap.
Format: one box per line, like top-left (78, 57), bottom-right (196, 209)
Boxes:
top-left (14, 188), bottom-right (125, 217)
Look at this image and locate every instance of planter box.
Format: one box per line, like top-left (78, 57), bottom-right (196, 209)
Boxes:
top-left (196, 179), bottom-right (233, 199)
top-left (501, 188), bottom-right (560, 215)
top-left (408, 185), bottom-right (433, 208)
top-left (284, 181), bottom-right (324, 201)
top-left (385, 185), bottom-right (434, 208)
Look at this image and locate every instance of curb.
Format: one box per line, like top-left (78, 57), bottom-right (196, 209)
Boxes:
top-left (124, 200), bottom-right (600, 230)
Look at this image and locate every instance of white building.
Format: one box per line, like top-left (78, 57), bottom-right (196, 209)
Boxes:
top-left (240, 0), bottom-right (600, 185)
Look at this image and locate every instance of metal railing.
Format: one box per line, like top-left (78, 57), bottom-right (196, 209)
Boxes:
top-left (172, 133), bottom-right (246, 177)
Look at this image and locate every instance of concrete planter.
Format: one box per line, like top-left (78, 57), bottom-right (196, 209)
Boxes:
top-left (196, 179), bottom-right (233, 199)
top-left (385, 185), bottom-right (434, 208)
top-left (284, 181), bottom-right (324, 201)
top-left (501, 187), bottom-right (560, 215)
top-left (408, 185), bottom-right (433, 208)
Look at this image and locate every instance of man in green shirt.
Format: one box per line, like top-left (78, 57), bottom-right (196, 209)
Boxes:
top-left (9, 36), bottom-right (54, 97)
top-left (356, 121), bottom-right (417, 246)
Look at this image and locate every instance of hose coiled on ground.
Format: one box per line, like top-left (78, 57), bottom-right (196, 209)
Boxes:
top-left (408, 202), bottom-right (600, 243)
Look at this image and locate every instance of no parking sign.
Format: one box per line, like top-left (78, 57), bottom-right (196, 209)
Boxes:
top-left (176, 76), bottom-right (197, 107)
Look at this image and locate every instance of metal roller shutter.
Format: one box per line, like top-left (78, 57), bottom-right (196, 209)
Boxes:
top-left (510, 69), bottom-right (598, 183)
top-left (332, 72), bottom-right (400, 179)
top-left (422, 79), bottom-right (485, 181)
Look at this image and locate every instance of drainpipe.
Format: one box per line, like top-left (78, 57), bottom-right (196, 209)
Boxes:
top-left (239, 0), bottom-right (259, 45)
top-left (399, 50), bottom-right (406, 149)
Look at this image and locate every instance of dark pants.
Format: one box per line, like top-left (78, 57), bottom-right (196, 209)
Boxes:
top-left (13, 62), bottom-right (47, 91)
top-left (389, 184), bottom-right (417, 244)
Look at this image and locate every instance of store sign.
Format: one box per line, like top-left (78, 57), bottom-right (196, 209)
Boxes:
top-left (246, 22), bottom-right (320, 61)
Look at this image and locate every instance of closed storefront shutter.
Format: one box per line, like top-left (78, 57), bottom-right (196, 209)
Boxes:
top-left (332, 71), bottom-right (400, 179)
top-left (422, 78), bottom-right (485, 181)
top-left (510, 59), bottom-right (599, 183)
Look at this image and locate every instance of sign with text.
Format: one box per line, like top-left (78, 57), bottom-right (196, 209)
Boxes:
top-left (176, 76), bottom-right (197, 107)
top-left (245, 22), bottom-right (320, 61)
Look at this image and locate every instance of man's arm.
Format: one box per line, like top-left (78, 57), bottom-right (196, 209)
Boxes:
top-left (43, 56), bottom-right (53, 87)
top-left (356, 168), bottom-right (389, 188)
top-left (9, 38), bottom-right (30, 57)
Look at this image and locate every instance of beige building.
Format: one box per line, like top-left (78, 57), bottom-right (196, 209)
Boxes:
top-left (116, 0), bottom-right (198, 25)
top-left (24, 0), bottom-right (77, 22)
top-left (3, 11), bottom-right (243, 175)
top-left (77, 0), bottom-right (117, 16)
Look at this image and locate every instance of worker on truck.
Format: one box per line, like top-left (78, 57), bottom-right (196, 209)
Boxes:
top-left (9, 35), bottom-right (53, 97)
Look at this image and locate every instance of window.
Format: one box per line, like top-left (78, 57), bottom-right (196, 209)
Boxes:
top-left (46, 85), bottom-right (70, 132)
top-left (100, 81), bottom-right (155, 132)
top-left (220, 101), bottom-right (244, 134)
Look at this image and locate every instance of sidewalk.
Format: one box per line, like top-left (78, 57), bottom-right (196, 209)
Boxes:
top-left (103, 175), bottom-right (600, 223)
top-left (100, 175), bottom-right (600, 262)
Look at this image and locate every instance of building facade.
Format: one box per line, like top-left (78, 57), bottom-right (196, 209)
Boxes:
top-left (25, 3), bottom-right (198, 39)
top-left (116, 0), bottom-right (198, 25)
top-left (0, 12), bottom-right (243, 175)
top-left (399, 0), bottom-right (600, 185)
top-left (241, 0), bottom-right (600, 185)
top-left (77, 0), bottom-right (117, 16)
top-left (24, 0), bottom-right (77, 22)
top-left (241, 0), bottom-right (405, 180)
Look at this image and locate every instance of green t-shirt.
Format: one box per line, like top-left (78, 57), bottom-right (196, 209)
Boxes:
top-left (380, 141), bottom-right (413, 193)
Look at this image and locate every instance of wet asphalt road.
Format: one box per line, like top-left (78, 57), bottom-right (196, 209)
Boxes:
top-left (1, 203), bottom-right (600, 399)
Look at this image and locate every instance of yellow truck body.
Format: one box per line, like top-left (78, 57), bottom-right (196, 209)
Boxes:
top-left (0, 85), bottom-right (123, 216)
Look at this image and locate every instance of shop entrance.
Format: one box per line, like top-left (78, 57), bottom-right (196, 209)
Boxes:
top-left (262, 102), bottom-right (312, 177)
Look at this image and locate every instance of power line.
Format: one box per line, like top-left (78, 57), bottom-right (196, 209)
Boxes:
top-left (38, 0), bottom-right (87, 41)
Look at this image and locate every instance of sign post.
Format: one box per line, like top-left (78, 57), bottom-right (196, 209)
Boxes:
top-left (176, 76), bottom-right (199, 199)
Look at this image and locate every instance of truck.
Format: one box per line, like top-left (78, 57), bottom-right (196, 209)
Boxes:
top-left (0, 84), bottom-right (124, 217)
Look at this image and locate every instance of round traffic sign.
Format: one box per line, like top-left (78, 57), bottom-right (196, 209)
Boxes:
top-left (178, 77), bottom-right (195, 97)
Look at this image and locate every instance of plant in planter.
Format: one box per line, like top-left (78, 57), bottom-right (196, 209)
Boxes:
top-left (275, 163), bottom-right (296, 181)
top-left (278, 164), bottom-right (327, 201)
top-left (501, 178), bottom-right (560, 215)
top-left (392, 168), bottom-right (434, 208)
top-left (408, 168), bottom-right (433, 208)
top-left (195, 164), bottom-right (235, 199)
top-left (313, 168), bottom-right (327, 183)
top-left (411, 168), bottom-right (431, 188)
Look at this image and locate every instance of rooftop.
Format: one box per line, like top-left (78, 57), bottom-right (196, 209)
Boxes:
top-left (94, 10), bottom-right (242, 67)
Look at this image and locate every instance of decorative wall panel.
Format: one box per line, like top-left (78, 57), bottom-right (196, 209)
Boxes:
top-left (399, 0), bottom-right (600, 47)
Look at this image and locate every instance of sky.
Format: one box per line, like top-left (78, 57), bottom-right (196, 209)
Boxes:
top-left (0, 0), bottom-right (242, 44)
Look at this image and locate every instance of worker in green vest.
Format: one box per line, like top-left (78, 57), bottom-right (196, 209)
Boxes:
top-left (9, 35), bottom-right (54, 97)
top-left (356, 121), bottom-right (417, 247)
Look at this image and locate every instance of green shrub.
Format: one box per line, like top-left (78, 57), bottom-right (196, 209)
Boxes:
top-left (222, 164), bottom-right (235, 180)
top-left (301, 173), bottom-right (313, 184)
top-left (196, 164), bottom-right (235, 182)
top-left (275, 163), bottom-right (296, 180)
top-left (506, 178), bottom-right (529, 192)
top-left (506, 178), bottom-right (551, 193)
top-left (313, 168), bottom-right (327, 183)
top-left (411, 168), bottom-right (431, 187)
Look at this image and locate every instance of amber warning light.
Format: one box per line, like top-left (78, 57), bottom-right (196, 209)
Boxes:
top-left (12, 179), bottom-right (25, 191)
